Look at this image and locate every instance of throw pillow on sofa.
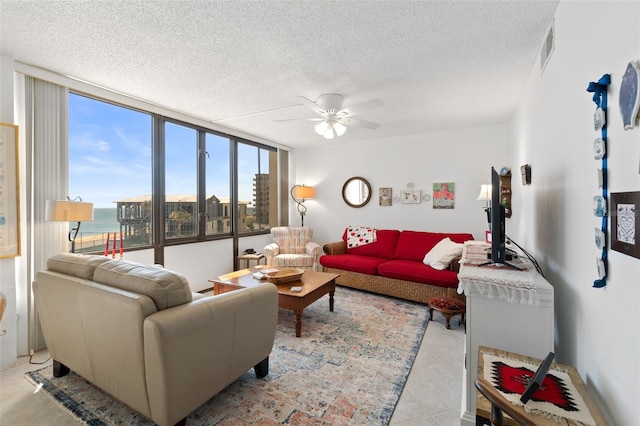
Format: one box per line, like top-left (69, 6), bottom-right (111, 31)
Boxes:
top-left (423, 237), bottom-right (463, 270)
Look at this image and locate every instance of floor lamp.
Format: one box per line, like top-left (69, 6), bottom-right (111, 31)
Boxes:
top-left (290, 185), bottom-right (315, 226)
top-left (46, 197), bottom-right (94, 253)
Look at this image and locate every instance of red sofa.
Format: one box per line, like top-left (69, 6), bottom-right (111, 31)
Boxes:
top-left (320, 229), bottom-right (474, 303)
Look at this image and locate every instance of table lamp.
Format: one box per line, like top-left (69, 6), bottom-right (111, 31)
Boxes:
top-left (477, 184), bottom-right (492, 225)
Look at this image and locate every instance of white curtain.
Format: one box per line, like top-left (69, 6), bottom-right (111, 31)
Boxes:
top-left (24, 76), bottom-right (68, 350)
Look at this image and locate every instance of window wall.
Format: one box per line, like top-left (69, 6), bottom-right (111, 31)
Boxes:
top-left (68, 93), bottom-right (277, 255)
top-left (237, 142), bottom-right (276, 233)
top-left (68, 93), bottom-right (153, 253)
top-left (164, 121), bottom-right (198, 240)
top-left (205, 133), bottom-right (231, 235)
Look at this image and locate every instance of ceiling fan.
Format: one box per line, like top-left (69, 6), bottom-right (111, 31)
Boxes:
top-left (275, 94), bottom-right (383, 139)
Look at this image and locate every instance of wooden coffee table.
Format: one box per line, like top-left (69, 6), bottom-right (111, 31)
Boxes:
top-left (209, 268), bottom-right (340, 337)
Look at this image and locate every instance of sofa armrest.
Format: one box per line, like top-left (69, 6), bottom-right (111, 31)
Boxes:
top-left (323, 240), bottom-right (346, 255)
top-left (305, 241), bottom-right (322, 258)
top-left (143, 284), bottom-right (278, 426)
top-left (306, 241), bottom-right (322, 270)
top-left (263, 242), bottom-right (280, 265)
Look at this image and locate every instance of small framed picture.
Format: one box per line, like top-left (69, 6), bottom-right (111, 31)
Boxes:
top-left (611, 191), bottom-right (640, 259)
top-left (485, 230), bottom-right (492, 244)
top-left (400, 189), bottom-right (421, 204)
top-left (433, 182), bottom-right (455, 209)
top-left (379, 187), bottom-right (392, 206)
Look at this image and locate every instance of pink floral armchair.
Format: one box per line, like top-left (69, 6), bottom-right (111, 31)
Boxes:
top-left (263, 227), bottom-right (322, 270)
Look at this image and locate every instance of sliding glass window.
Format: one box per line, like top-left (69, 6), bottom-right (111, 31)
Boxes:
top-left (237, 142), bottom-right (277, 233)
top-left (69, 93), bottom-right (277, 254)
top-left (205, 133), bottom-right (231, 235)
top-left (164, 122), bottom-right (198, 240)
top-left (68, 93), bottom-right (152, 254)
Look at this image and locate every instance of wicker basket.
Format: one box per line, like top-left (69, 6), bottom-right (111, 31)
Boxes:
top-left (265, 268), bottom-right (304, 284)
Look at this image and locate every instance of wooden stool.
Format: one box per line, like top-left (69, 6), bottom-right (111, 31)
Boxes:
top-left (428, 296), bottom-right (466, 329)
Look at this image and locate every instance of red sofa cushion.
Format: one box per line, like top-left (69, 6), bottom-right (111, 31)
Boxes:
top-left (446, 233), bottom-right (475, 244)
top-left (319, 254), bottom-right (388, 275)
top-left (377, 260), bottom-right (460, 288)
top-left (342, 229), bottom-right (400, 259)
top-left (393, 231), bottom-right (474, 262)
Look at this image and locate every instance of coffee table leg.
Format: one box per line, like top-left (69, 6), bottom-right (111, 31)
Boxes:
top-left (295, 310), bottom-right (302, 337)
top-left (329, 288), bottom-right (335, 312)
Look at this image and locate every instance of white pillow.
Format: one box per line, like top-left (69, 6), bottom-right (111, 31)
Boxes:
top-left (422, 237), bottom-right (463, 270)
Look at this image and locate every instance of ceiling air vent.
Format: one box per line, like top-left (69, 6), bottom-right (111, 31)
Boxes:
top-left (540, 20), bottom-right (555, 74)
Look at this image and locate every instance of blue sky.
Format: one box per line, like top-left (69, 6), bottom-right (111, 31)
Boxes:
top-left (69, 94), bottom-right (263, 209)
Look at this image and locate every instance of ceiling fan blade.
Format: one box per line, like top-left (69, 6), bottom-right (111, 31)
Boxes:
top-left (273, 117), bottom-right (323, 123)
top-left (338, 98), bottom-right (383, 117)
top-left (297, 96), bottom-right (328, 116)
top-left (339, 117), bottom-right (380, 129)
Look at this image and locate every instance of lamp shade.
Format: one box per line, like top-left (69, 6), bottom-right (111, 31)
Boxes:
top-left (293, 185), bottom-right (315, 200)
top-left (314, 120), bottom-right (347, 139)
top-left (46, 200), bottom-right (94, 222)
top-left (315, 121), bottom-right (329, 136)
top-left (476, 184), bottom-right (492, 202)
top-left (333, 121), bottom-right (347, 136)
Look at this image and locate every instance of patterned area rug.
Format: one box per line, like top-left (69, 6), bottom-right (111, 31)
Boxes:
top-left (25, 287), bottom-right (429, 425)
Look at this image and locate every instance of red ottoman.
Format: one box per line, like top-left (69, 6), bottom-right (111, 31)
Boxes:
top-left (428, 296), bottom-right (466, 329)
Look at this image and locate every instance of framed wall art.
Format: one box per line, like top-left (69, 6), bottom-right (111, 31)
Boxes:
top-left (400, 189), bottom-right (421, 204)
top-left (379, 187), bottom-right (392, 206)
top-left (433, 182), bottom-right (455, 209)
top-left (0, 123), bottom-right (20, 258)
top-left (611, 191), bottom-right (640, 259)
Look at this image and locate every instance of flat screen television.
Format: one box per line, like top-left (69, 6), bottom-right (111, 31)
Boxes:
top-left (480, 167), bottom-right (521, 270)
top-left (490, 166), bottom-right (506, 263)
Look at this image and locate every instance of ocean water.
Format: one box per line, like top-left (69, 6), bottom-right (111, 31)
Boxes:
top-left (75, 208), bottom-right (129, 253)
top-left (80, 208), bottom-right (119, 234)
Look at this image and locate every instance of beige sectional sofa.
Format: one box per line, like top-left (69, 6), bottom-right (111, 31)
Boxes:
top-left (34, 253), bottom-right (278, 426)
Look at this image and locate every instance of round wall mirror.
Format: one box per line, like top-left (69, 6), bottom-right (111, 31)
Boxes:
top-left (342, 177), bottom-right (372, 208)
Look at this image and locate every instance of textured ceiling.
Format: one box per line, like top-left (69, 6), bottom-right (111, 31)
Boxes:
top-left (0, 0), bottom-right (558, 149)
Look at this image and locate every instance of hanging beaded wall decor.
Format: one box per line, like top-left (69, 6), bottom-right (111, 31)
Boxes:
top-left (586, 74), bottom-right (611, 288)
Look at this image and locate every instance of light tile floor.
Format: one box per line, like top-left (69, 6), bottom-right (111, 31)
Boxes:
top-left (0, 305), bottom-right (465, 426)
top-left (389, 313), bottom-right (466, 425)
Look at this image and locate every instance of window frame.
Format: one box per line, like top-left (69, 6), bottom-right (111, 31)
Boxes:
top-left (68, 91), bottom-right (277, 259)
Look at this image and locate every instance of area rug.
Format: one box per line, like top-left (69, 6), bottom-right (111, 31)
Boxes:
top-left (25, 287), bottom-right (429, 425)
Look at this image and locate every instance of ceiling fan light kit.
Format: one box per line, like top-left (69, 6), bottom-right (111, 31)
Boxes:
top-left (278, 93), bottom-right (383, 140)
top-left (314, 119), bottom-right (347, 139)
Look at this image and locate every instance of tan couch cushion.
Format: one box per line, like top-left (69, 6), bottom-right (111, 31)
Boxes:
top-left (47, 253), bottom-right (112, 280)
top-left (93, 260), bottom-right (192, 310)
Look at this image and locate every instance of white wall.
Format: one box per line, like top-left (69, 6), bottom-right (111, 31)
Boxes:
top-left (510, 2), bottom-right (639, 424)
top-left (293, 122), bottom-right (509, 248)
top-left (163, 234), bottom-right (271, 292)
